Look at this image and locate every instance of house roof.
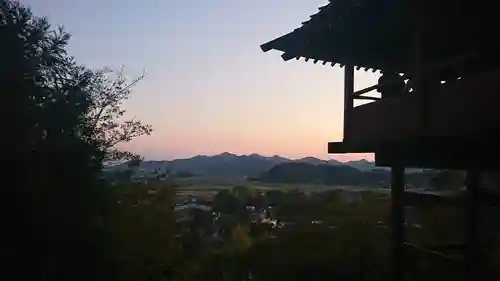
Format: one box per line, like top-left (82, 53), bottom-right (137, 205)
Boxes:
top-left (261, 0), bottom-right (500, 74)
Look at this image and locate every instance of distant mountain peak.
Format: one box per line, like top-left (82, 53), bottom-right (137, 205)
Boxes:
top-left (296, 157), bottom-right (327, 166)
top-left (218, 152), bottom-right (236, 157)
top-left (345, 159), bottom-right (377, 171)
top-left (248, 153), bottom-right (263, 158)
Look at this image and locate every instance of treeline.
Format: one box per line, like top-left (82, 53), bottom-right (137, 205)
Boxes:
top-left (175, 186), bottom-right (500, 281)
top-left (176, 186), bottom-right (394, 281)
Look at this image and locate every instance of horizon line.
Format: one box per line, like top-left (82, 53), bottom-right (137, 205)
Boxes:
top-left (143, 152), bottom-right (373, 163)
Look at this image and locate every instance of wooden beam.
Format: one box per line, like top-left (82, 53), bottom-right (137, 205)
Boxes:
top-left (374, 134), bottom-right (500, 170)
top-left (391, 165), bottom-right (405, 281)
top-left (343, 65), bottom-right (354, 141)
top-left (281, 52), bottom-right (296, 61)
top-left (404, 189), bottom-right (500, 207)
top-left (327, 141), bottom-right (374, 154)
top-left (353, 84), bottom-right (378, 97)
top-left (414, 11), bottom-right (428, 131)
top-left (354, 95), bottom-right (380, 101)
top-left (465, 170), bottom-right (481, 281)
top-left (403, 190), bottom-right (460, 207)
top-left (332, 133), bottom-right (500, 169)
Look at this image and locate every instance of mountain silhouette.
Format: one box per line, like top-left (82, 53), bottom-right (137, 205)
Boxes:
top-left (257, 162), bottom-right (431, 187)
top-left (258, 162), bottom-right (365, 185)
top-left (105, 153), bottom-right (420, 180)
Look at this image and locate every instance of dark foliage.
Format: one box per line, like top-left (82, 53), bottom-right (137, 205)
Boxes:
top-left (2, 2), bottom-right (151, 280)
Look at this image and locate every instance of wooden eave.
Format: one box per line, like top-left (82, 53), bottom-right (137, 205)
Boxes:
top-left (260, 0), bottom-right (407, 71)
top-left (261, 0), bottom-right (500, 75)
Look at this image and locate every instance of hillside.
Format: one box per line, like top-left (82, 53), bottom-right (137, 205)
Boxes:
top-left (257, 162), bottom-right (432, 188)
top-left (257, 162), bottom-right (365, 185)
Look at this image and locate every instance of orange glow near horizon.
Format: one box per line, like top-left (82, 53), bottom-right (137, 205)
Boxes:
top-left (30, 0), bottom-right (380, 162)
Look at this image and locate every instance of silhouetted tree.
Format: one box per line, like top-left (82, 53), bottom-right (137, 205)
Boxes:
top-left (2, 1), bottom-right (152, 280)
top-left (232, 185), bottom-right (253, 202)
top-left (83, 67), bottom-right (152, 162)
top-left (213, 190), bottom-right (243, 214)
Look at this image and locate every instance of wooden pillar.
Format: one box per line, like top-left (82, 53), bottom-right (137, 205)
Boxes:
top-left (343, 65), bottom-right (354, 141)
top-left (414, 13), bottom-right (428, 130)
top-left (391, 165), bottom-right (405, 281)
top-left (465, 170), bottom-right (480, 281)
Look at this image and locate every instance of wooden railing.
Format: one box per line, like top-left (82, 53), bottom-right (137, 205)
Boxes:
top-left (343, 52), bottom-right (500, 144)
top-left (351, 51), bottom-right (482, 102)
top-left (346, 91), bottom-right (422, 142)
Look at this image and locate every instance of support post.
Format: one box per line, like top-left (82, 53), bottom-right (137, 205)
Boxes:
top-left (465, 170), bottom-right (480, 281)
top-left (343, 65), bottom-right (354, 141)
top-left (391, 165), bottom-right (405, 281)
top-left (414, 14), bottom-right (427, 130)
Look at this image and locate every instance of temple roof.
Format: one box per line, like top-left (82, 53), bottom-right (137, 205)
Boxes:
top-left (261, 0), bottom-right (499, 74)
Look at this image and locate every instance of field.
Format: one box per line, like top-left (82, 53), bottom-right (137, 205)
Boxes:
top-left (174, 182), bottom-right (273, 202)
top-left (174, 179), bottom-right (387, 203)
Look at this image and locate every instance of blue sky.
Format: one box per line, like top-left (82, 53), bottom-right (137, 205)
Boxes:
top-left (25, 0), bottom-right (378, 161)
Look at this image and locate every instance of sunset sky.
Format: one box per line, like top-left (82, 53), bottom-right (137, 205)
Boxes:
top-left (25, 0), bottom-right (379, 161)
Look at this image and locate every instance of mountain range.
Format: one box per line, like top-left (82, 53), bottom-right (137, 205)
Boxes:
top-left (105, 152), bottom-right (420, 179)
